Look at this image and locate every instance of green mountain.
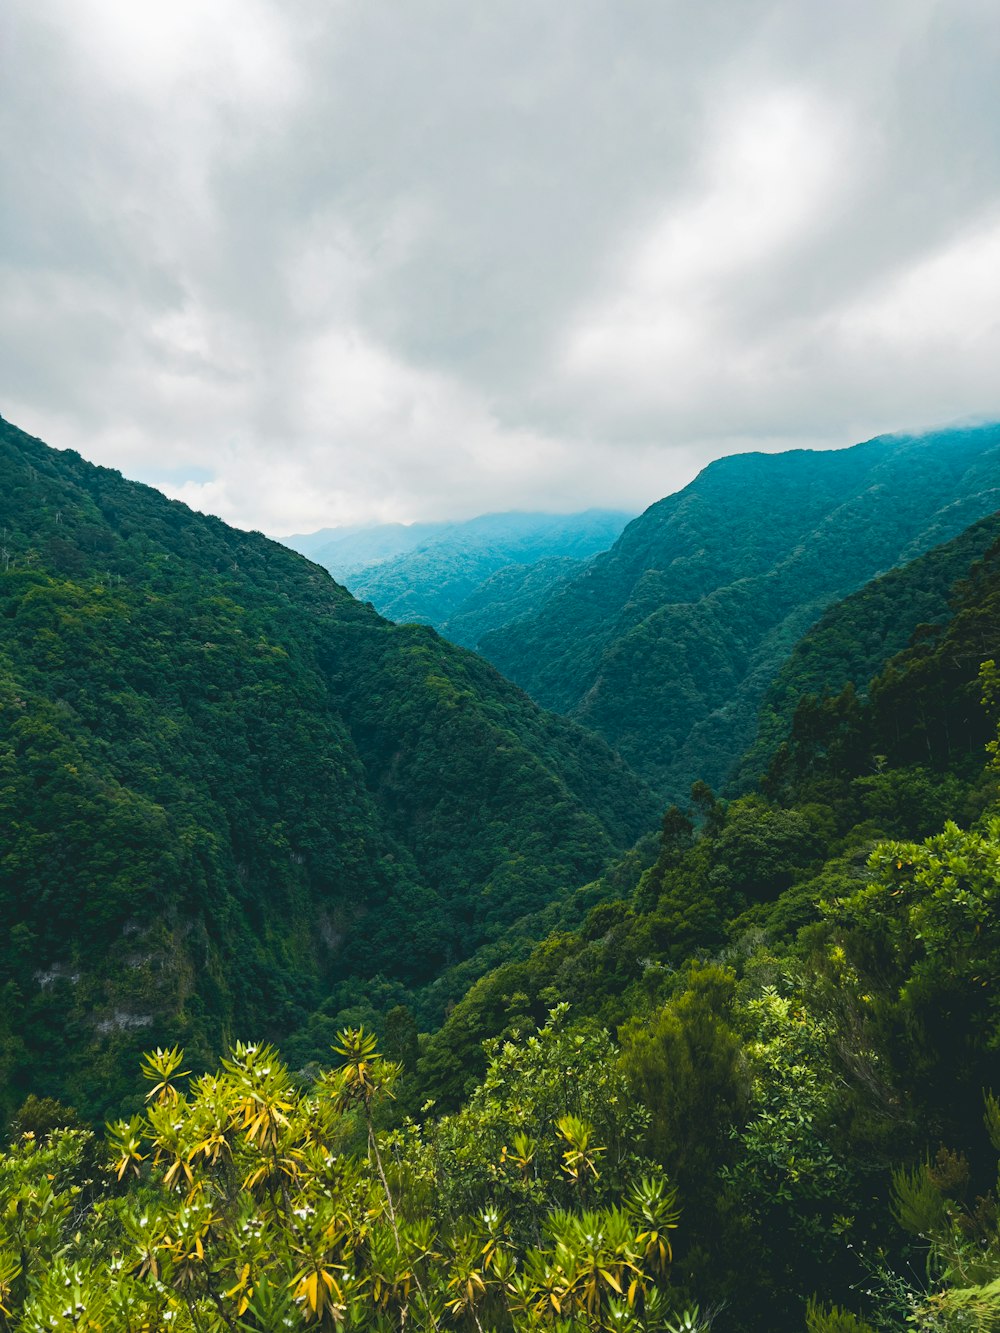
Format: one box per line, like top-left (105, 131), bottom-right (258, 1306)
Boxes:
top-left (413, 517), bottom-right (1000, 1330)
top-left (440, 555), bottom-right (583, 649)
top-left (735, 509), bottom-right (1000, 790)
top-left (288, 509), bottom-right (633, 628)
top-left (762, 524), bottom-right (1000, 812)
top-left (284, 519), bottom-right (450, 575)
top-left (0, 417), bottom-right (655, 1122)
top-left (4, 417), bottom-right (1000, 1333)
top-left (479, 426), bottom-right (1000, 800)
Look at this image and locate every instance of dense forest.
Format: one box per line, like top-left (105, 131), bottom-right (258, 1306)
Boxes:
top-left (734, 509), bottom-right (1000, 790)
top-left (286, 510), bottom-right (631, 632)
top-left (2, 416), bottom-right (1000, 1330)
top-left (0, 416), bottom-right (655, 1125)
top-left (479, 426), bottom-right (1000, 801)
top-left (440, 556), bottom-right (585, 651)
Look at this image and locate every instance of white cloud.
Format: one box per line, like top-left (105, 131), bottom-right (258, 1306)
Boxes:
top-left (562, 89), bottom-right (853, 406)
top-left (837, 215), bottom-right (1000, 352)
top-left (42, 0), bottom-right (299, 106)
top-left (2, 0), bottom-right (1000, 531)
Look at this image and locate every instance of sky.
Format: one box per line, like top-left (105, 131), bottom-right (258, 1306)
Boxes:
top-left (2, 1), bottom-right (1000, 535)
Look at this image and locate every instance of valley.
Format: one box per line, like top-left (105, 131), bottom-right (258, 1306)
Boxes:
top-left (2, 415), bottom-right (999, 1331)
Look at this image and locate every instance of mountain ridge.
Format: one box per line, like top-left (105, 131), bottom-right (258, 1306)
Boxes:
top-left (478, 425), bottom-right (1000, 799)
top-left (285, 508), bottom-right (633, 629)
top-left (0, 415), bottom-right (655, 1121)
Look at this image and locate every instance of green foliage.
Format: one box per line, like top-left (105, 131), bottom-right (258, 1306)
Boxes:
top-left (0, 416), bottom-right (656, 1124)
top-left (875, 1109), bottom-right (1000, 1331)
top-left (805, 1298), bottom-right (875, 1332)
top-left (8, 1096), bottom-right (80, 1139)
top-left (821, 814), bottom-right (1000, 1141)
top-left (724, 984), bottom-right (853, 1214)
top-left (0, 1024), bottom-right (689, 1332)
top-left (479, 426), bottom-right (1000, 798)
top-left (429, 1006), bottom-right (657, 1240)
top-left (619, 965), bottom-right (748, 1197)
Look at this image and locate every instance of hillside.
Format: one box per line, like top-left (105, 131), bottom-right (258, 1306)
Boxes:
top-left (479, 426), bottom-right (1000, 799)
top-left (4, 420), bottom-right (1000, 1331)
top-left (283, 519), bottom-right (451, 577)
top-left (413, 520), bottom-right (1000, 1330)
top-left (439, 555), bottom-right (582, 649)
top-left (427, 515), bottom-right (1000, 1084)
top-left (287, 509), bottom-right (632, 628)
top-left (734, 508), bottom-right (1000, 790)
top-left (762, 526), bottom-right (1000, 810)
top-left (0, 416), bottom-right (655, 1122)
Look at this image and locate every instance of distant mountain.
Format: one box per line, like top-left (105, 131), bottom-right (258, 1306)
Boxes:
top-left (442, 556), bottom-right (583, 649)
top-left (284, 510), bottom-right (634, 628)
top-left (0, 417), bottom-right (655, 1121)
top-left (478, 426), bottom-right (1000, 800)
top-left (734, 509), bottom-right (1000, 791)
top-left (284, 520), bottom-right (452, 576)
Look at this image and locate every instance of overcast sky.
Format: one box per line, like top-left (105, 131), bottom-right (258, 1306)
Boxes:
top-left (2, 1), bottom-right (999, 533)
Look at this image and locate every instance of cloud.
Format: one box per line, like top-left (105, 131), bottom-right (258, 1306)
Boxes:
top-left (561, 88), bottom-right (854, 409)
top-left (2, 0), bottom-right (1000, 531)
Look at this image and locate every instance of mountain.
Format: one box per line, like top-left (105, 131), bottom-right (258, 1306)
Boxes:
top-left (5, 416), bottom-right (1000, 1333)
top-left (478, 426), bottom-right (1000, 800)
top-left (283, 520), bottom-right (451, 575)
top-left (413, 518), bottom-right (1000, 1330)
top-left (0, 417), bottom-right (655, 1121)
top-left (441, 556), bottom-right (583, 649)
top-left (285, 509), bottom-right (633, 628)
top-left (735, 509), bottom-right (1000, 790)
top-left (762, 522), bottom-right (1000, 810)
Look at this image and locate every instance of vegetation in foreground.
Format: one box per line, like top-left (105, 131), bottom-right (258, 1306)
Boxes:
top-left (3, 415), bottom-right (1000, 1328)
top-left (3, 655), bottom-right (1000, 1329)
top-left (0, 1021), bottom-right (696, 1332)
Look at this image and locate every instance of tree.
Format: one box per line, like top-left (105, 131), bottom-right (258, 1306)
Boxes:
top-left (0, 1022), bottom-right (693, 1331)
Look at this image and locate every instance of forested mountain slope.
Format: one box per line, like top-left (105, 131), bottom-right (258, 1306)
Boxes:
top-left (479, 425), bottom-right (1000, 800)
top-left (283, 519), bottom-right (450, 575)
top-left (762, 527), bottom-right (1000, 809)
top-left (734, 508), bottom-right (1000, 790)
top-left (415, 521), bottom-right (1000, 1331)
top-left (0, 416), bottom-right (655, 1121)
top-left (440, 555), bottom-right (583, 649)
top-left (4, 417), bottom-right (1000, 1331)
top-left (288, 509), bottom-right (632, 628)
top-left (425, 521), bottom-right (1000, 1096)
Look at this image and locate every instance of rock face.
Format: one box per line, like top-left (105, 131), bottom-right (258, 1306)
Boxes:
top-left (478, 425), bottom-right (1000, 799)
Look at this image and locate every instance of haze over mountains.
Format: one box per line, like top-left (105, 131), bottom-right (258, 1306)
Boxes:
top-left (477, 425), bottom-right (1000, 800)
top-left (283, 509), bottom-right (633, 631)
